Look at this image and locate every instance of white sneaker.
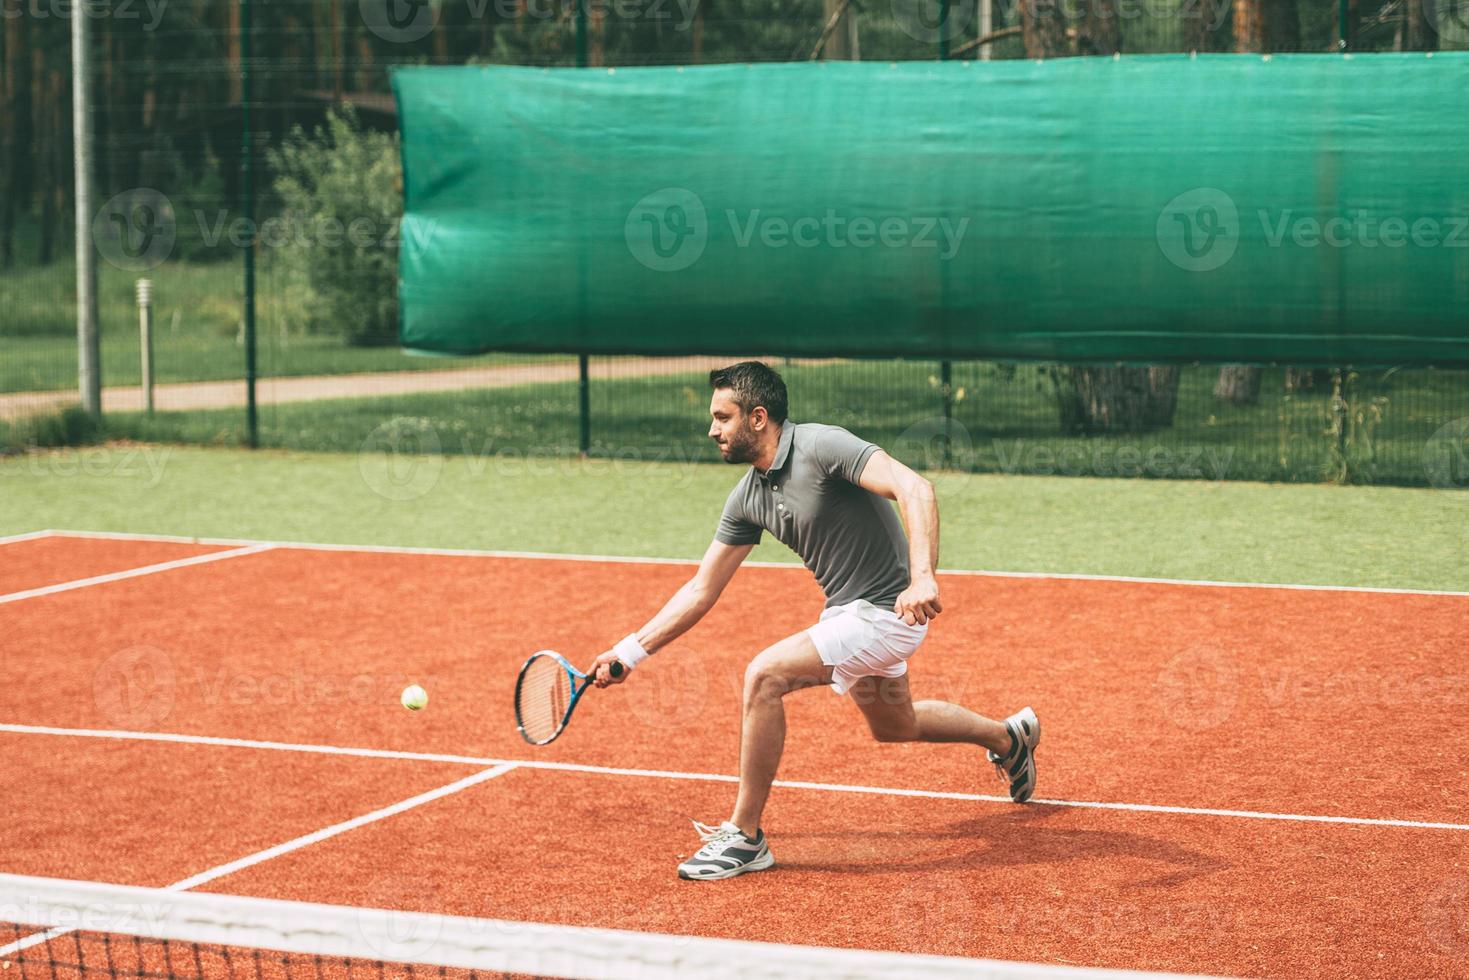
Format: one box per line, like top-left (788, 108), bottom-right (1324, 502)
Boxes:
top-left (986, 706), bottom-right (1040, 803)
top-left (677, 820), bottom-right (775, 881)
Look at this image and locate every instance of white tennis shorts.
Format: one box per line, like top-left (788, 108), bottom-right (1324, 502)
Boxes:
top-left (806, 598), bottom-right (928, 696)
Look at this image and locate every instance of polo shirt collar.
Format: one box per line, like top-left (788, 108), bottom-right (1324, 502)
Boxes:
top-left (762, 422), bottom-right (794, 477)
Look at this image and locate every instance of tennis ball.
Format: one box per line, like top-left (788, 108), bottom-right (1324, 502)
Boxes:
top-left (400, 684), bottom-right (428, 711)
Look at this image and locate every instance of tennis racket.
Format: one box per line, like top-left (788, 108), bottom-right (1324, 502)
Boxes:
top-left (514, 651), bottom-right (623, 746)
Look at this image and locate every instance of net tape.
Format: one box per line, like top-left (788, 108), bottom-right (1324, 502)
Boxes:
top-left (0, 874), bottom-right (1205, 980)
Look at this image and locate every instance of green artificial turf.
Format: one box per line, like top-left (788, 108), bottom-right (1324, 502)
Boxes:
top-left (2, 445), bottom-right (1464, 591)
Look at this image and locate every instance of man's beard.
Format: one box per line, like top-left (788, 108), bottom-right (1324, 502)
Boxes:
top-left (718, 423), bottom-right (759, 464)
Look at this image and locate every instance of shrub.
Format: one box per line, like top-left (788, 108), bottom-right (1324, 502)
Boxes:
top-left (268, 107), bottom-right (401, 346)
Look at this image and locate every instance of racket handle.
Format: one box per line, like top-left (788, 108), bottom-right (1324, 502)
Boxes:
top-left (609, 660), bottom-right (625, 679)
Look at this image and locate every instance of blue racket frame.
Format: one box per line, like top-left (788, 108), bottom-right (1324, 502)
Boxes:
top-left (513, 650), bottom-right (622, 746)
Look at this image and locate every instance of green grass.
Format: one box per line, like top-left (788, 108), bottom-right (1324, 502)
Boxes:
top-left (1, 444), bottom-right (1465, 591)
top-left (98, 360), bottom-right (1468, 486)
top-left (0, 253), bottom-right (566, 391)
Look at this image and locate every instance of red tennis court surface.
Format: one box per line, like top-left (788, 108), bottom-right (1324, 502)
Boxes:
top-left (0, 534), bottom-right (234, 596)
top-left (3, 530), bottom-right (1467, 978)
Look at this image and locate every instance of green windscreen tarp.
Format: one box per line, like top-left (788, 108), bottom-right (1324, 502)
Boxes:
top-left (392, 55), bottom-right (1469, 366)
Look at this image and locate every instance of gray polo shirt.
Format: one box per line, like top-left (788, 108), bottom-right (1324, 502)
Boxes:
top-left (715, 422), bottom-right (911, 610)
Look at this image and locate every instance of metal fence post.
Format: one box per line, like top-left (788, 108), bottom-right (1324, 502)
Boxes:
top-left (576, 0), bottom-right (591, 458)
top-left (73, 3), bottom-right (101, 419)
top-left (242, 0), bottom-right (259, 449)
top-left (938, 7), bottom-right (954, 471)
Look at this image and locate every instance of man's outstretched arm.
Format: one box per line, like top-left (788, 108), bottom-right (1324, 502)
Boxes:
top-left (857, 449), bottom-right (941, 626)
top-left (594, 539), bottom-right (754, 685)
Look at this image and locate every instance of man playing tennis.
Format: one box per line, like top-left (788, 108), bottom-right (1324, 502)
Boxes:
top-left (592, 361), bottom-right (1039, 881)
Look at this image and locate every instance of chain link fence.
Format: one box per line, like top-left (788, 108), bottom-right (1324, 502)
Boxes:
top-left (2, 0), bottom-right (1466, 487)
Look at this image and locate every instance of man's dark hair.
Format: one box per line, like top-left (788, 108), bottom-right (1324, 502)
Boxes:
top-left (709, 361), bottom-right (788, 425)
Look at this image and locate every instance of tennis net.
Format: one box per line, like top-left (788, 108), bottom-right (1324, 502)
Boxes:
top-left (0, 873), bottom-right (1105, 980)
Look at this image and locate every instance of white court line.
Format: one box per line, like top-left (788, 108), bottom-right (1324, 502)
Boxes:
top-left (0, 544), bottom-right (274, 606)
top-left (38, 528), bottom-right (1469, 597)
top-left (0, 763), bottom-right (517, 958)
top-left (5, 723), bottom-right (1467, 833)
top-left (0, 529), bottom-right (57, 546)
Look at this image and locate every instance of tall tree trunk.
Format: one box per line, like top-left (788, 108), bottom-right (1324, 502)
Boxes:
top-left (331, 0), bottom-right (345, 101)
top-left (228, 0), bottom-right (243, 105)
top-left (135, 23), bottom-right (162, 193)
top-left (1404, 0), bottom-right (1440, 50)
top-left (1213, 365), bottom-right (1262, 405)
top-left (1, 0), bottom-right (32, 269)
top-left (822, 0), bottom-right (860, 60)
top-left (357, 29), bottom-right (378, 90)
top-left (692, 0), bottom-right (705, 63)
top-left (39, 69), bottom-right (62, 265)
top-left (1182, 0), bottom-right (1226, 51)
top-left (1076, 0), bottom-right (1122, 55)
top-left (1233, 0), bottom-right (1263, 50)
top-left (1057, 366), bottom-right (1183, 434)
top-left (1021, 0), bottom-right (1071, 57)
top-left (589, 0), bottom-right (607, 66)
top-left (1233, 0), bottom-right (1300, 53)
top-left (433, 11), bottom-right (450, 63)
top-left (1285, 368), bottom-right (1327, 392)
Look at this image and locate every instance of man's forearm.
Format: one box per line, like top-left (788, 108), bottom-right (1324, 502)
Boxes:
top-left (900, 484), bottom-right (939, 579)
top-left (635, 580), bottom-right (716, 654)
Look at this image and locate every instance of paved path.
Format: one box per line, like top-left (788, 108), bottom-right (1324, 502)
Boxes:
top-left (0, 356), bottom-right (803, 418)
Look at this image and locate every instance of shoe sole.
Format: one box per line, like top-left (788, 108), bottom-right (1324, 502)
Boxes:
top-left (1009, 707), bottom-right (1040, 803)
top-left (678, 850), bottom-right (775, 881)
top-left (988, 707), bottom-right (1040, 803)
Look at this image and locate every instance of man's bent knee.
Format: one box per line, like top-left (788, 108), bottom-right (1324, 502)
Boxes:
top-left (743, 661), bottom-right (791, 704)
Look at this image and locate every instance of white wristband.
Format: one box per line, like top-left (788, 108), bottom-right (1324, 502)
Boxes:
top-left (613, 633), bottom-right (650, 670)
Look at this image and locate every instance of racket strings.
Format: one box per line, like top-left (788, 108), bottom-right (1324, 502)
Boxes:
top-left (518, 656), bottom-right (574, 743)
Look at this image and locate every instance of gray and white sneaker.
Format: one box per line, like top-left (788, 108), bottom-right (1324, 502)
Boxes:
top-left (677, 820), bottom-right (775, 881)
top-left (986, 706), bottom-right (1041, 803)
